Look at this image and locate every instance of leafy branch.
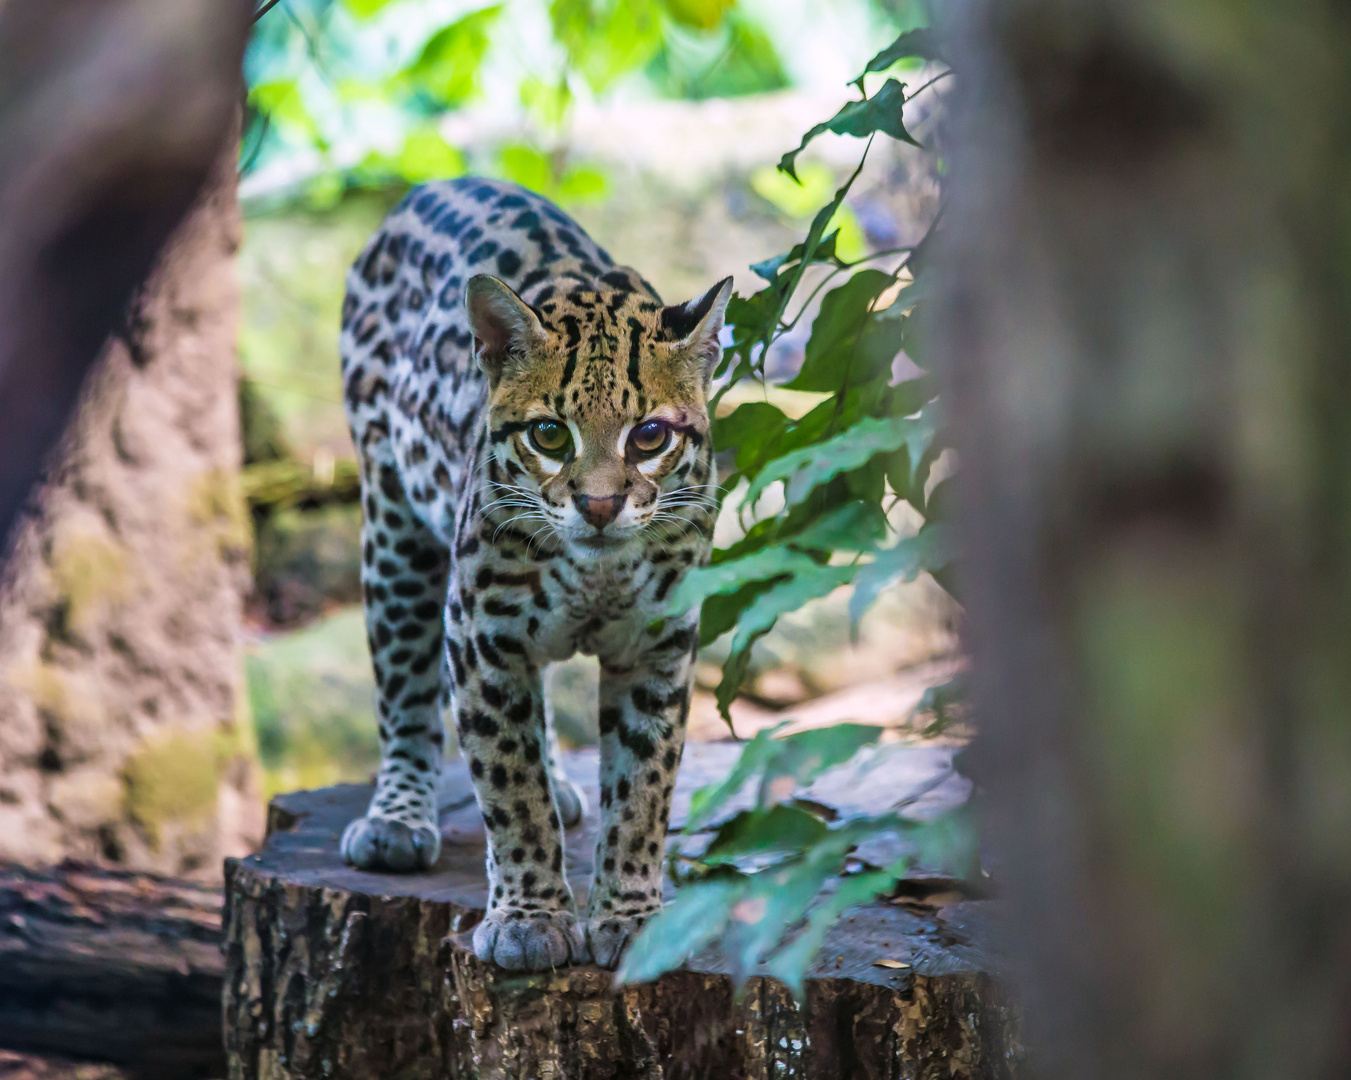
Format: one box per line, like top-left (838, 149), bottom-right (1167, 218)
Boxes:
top-left (623, 26), bottom-right (974, 995)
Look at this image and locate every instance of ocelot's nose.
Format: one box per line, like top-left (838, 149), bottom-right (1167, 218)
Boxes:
top-left (574, 492), bottom-right (626, 530)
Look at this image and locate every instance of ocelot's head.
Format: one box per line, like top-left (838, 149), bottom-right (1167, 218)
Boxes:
top-left (466, 271), bottom-right (732, 552)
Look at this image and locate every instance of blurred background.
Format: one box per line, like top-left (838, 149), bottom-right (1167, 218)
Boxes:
top-left (0, 0), bottom-right (958, 875)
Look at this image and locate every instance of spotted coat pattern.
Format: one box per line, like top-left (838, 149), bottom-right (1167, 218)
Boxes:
top-left (337, 177), bottom-right (731, 971)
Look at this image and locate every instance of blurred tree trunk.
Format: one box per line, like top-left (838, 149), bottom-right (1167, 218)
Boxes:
top-left (941, 1), bottom-right (1351, 1077)
top-left (0, 132), bottom-right (264, 877)
top-left (0, 0), bottom-right (255, 541)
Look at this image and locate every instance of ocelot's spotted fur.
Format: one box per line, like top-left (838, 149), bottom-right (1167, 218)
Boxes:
top-left (338, 176), bottom-right (730, 971)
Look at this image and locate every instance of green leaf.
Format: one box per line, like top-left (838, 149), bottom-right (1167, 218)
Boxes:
top-left (757, 382), bottom-right (892, 470)
top-left (519, 74), bottom-right (573, 131)
top-left (766, 862), bottom-right (907, 996)
top-left (498, 143), bottom-right (553, 193)
top-left (721, 815), bottom-right (894, 984)
top-left (713, 401), bottom-right (789, 471)
top-left (727, 562), bottom-right (856, 657)
top-left (744, 411), bottom-right (938, 513)
top-left (666, 546), bottom-right (820, 616)
top-left (557, 164), bottom-right (608, 203)
top-left (702, 804), bottom-right (830, 864)
top-left (788, 501), bottom-right (888, 553)
top-left (848, 521), bottom-right (957, 627)
top-left (785, 269), bottom-right (901, 393)
top-left (722, 842), bottom-right (842, 984)
top-left (862, 28), bottom-right (949, 73)
top-left (716, 155), bottom-right (868, 390)
top-left (551, 0), bottom-right (664, 93)
top-left (908, 799), bottom-right (981, 879)
top-left (709, 516), bottom-right (780, 565)
top-left (400, 6), bottom-right (502, 108)
top-left (647, 8), bottom-right (788, 100)
top-left (778, 80), bottom-right (920, 181)
top-left (658, 0), bottom-right (733, 30)
top-left (713, 638), bottom-right (758, 722)
top-left (696, 578), bottom-right (777, 646)
top-left (748, 230), bottom-right (839, 284)
top-left (757, 724), bottom-right (885, 806)
top-left (684, 725), bottom-right (787, 831)
top-left (341, 0), bottom-right (400, 18)
top-left (686, 724), bottom-right (886, 821)
top-left (391, 127), bottom-right (465, 183)
top-left (613, 874), bottom-right (745, 985)
top-left (710, 563), bottom-right (857, 719)
top-left (249, 79), bottom-right (322, 144)
top-left (710, 489), bottom-right (877, 568)
top-left (752, 160), bottom-right (835, 218)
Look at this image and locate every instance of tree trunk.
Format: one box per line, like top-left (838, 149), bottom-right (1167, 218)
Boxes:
top-left (0, 131), bottom-right (264, 877)
top-left (0, 863), bottom-right (225, 1079)
top-left (940, 1), bottom-right (1351, 1077)
top-left (223, 745), bottom-right (1020, 1080)
top-left (0, 0), bottom-right (254, 539)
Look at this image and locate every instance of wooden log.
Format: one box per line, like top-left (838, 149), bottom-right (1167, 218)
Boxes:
top-left (0, 863), bottom-right (225, 1079)
top-left (224, 743), bottom-right (1021, 1079)
top-left (0, 1049), bottom-right (132, 1080)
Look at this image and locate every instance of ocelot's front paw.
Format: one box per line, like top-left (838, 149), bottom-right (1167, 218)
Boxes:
top-left (471, 908), bottom-right (585, 971)
top-left (585, 911), bottom-right (655, 969)
top-left (340, 814), bottom-right (440, 873)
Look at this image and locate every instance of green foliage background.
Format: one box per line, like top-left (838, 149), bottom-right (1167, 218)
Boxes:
top-left (243, 0), bottom-right (809, 206)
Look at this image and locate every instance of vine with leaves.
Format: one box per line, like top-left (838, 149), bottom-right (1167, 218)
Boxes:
top-left (616, 27), bottom-right (974, 994)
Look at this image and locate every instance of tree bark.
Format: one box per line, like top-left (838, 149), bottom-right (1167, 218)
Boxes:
top-left (0, 863), bottom-right (225, 1079)
top-left (940, 1), bottom-right (1351, 1076)
top-left (223, 745), bottom-right (1020, 1080)
top-left (0, 128), bottom-right (264, 876)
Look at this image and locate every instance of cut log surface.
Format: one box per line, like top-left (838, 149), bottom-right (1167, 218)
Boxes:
top-left (224, 743), bottom-right (1021, 1080)
top-left (0, 863), bottom-right (225, 1079)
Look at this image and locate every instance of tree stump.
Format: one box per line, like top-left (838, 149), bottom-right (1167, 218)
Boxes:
top-left (223, 742), bottom-right (1020, 1080)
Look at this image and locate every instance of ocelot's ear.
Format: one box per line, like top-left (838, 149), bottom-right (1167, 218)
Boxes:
top-left (465, 274), bottom-right (547, 387)
top-left (661, 276), bottom-right (733, 387)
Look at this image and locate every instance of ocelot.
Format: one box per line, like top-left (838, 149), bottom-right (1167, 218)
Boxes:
top-left (337, 175), bottom-right (730, 971)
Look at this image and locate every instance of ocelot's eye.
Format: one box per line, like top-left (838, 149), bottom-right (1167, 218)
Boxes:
top-left (628, 420), bottom-right (671, 457)
top-left (529, 419), bottom-right (572, 458)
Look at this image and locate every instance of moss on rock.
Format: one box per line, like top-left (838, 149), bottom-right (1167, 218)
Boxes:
top-left (122, 729), bottom-right (221, 851)
top-left (48, 530), bottom-right (132, 637)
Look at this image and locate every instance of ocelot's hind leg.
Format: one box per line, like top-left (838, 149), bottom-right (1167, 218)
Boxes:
top-left (340, 448), bottom-right (450, 873)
